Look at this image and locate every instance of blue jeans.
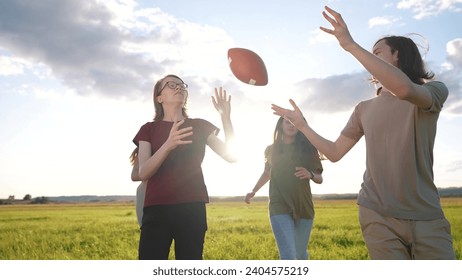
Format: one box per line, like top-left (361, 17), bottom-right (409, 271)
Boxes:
top-left (270, 214), bottom-right (314, 260)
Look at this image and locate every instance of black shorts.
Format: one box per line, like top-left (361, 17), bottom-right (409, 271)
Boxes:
top-left (139, 202), bottom-right (207, 260)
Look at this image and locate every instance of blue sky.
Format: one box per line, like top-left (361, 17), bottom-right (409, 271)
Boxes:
top-left (0, 0), bottom-right (461, 199)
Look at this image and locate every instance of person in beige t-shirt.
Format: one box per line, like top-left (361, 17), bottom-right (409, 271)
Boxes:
top-left (271, 6), bottom-right (455, 260)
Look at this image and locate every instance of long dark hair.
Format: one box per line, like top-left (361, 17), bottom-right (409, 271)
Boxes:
top-left (268, 117), bottom-right (321, 165)
top-left (152, 74), bottom-right (189, 121)
top-left (373, 36), bottom-right (434, 85)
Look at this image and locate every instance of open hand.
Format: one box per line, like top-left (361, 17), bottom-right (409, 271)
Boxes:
top-left (271, 99), bottom-right (307, 130)
top-left (164, 119), bottom-right (193, 151)
top-left (212, 87), bottom-right (231, 117)
top-left (319, 6), bottom-right (356, 52)
top-left (244, 191), bottom-right (255, 204)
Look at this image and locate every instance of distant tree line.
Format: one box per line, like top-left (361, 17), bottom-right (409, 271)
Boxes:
top-left (32, 196), bottom-right (49, 204)
top-left (1, 187), bottom-right (461, 205)
top-left (0, 194), bottom-right (49, 205)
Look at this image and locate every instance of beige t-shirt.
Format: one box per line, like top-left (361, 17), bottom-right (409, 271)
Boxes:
top-left (342, 81), bottom-right (448, 220)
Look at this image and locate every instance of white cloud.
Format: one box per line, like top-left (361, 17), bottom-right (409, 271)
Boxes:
top-left (446, 38), bottom-right (462, 65)
top-left (308, 29), bottom-right (337, 45)
top-left (96, 0), bottom-right (138, 27)
top-left (368, 16), bottom-right (400, 28)
top-left (447, 160), bottom-right (462, 172)
top-left (397, 0), bottom-right (462, 19)
top-left (0, 55), bottom-right (24, 75)
top-left (0, 0), bottom-right (234, 100)
top-left (439, 38), bottom-right (462, 114)
top-left (295, 72), bottom-right (375, 113)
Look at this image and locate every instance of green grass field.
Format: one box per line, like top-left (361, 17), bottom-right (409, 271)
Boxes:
top-left (0, 198), bottom-right (461, 260)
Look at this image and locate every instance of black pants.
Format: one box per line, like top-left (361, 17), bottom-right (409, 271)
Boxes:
top-left (139, 202), bottom-right (207, 260)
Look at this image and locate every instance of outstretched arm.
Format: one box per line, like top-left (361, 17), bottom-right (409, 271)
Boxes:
top-left (212, 87), bottom-right (234, 146)
top-left (208, 87), bottom-right (237, 163)
top-left (271, 99), bottom-right (357, 162)
top-left (245, 169), bottom-right (270, 204)
top-left (320, 6), bottom-right (432, 108)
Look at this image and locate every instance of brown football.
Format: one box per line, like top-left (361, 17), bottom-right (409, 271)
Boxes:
top-left (228, 48), bottom-right (268, 86)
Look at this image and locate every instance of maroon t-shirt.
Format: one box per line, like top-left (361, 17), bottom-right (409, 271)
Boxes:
top-left (133, 118), bottom-right (218, 207)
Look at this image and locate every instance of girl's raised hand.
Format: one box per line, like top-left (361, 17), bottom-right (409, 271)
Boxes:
top-left (271, 99), bottom-right (307, 130)
top-left (164, 119), bottom-right (193, 151)
top-left (212, 87), bottom-right (231, 117)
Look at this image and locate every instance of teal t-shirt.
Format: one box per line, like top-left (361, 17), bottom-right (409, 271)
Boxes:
top-left (265, 143), bottom-right (323, 220)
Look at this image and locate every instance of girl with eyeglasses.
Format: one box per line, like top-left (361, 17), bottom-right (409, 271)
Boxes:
top-left (133, 74), bottom-right (236, 260)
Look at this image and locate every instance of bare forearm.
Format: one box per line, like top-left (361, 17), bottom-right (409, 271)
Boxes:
top-left (310, 172), bottom-right (323, 184)
top-left (347, 43), bottom-right (413, 98)
top-left (131, 165), bottom-right (141, 181)
top-left (298, 123), bottom-right (343, 162)
top-left (139, 145), bottom-right (170, 181)
top-left (221, 115), bottom-right (235, 143)
top-left (251, 172), bottom-right (270, 193)
top-left (220, 115), bottom-right (237, 163)
top-left (321, 6), bottom-right (413, 99)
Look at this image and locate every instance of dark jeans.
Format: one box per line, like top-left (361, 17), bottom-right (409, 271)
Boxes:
top-left (139, 202), bottom-right (207, 260)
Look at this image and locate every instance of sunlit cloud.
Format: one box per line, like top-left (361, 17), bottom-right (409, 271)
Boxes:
top-left (0, 55), bottom-right (24, 75)
top-left (397, 0), bottom-right (462, 19)
top-left (0, 0), bottom-right (234, 100)
top-left (439, 38), bottom-right (462, 114)
top-left (447, 160), bottom-right (462, 172)
top-left (308, 29), bottom-right (336, 46)
top-left (295, 72), bottom-right (375, 113)
top-left (446, 38), bottom-right (462, 66)
top-left (368, 16), bottom-right (401, 28)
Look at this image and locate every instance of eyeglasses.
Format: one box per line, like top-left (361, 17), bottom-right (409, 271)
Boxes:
top-left (159, 81), bottom-right (188, 94)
